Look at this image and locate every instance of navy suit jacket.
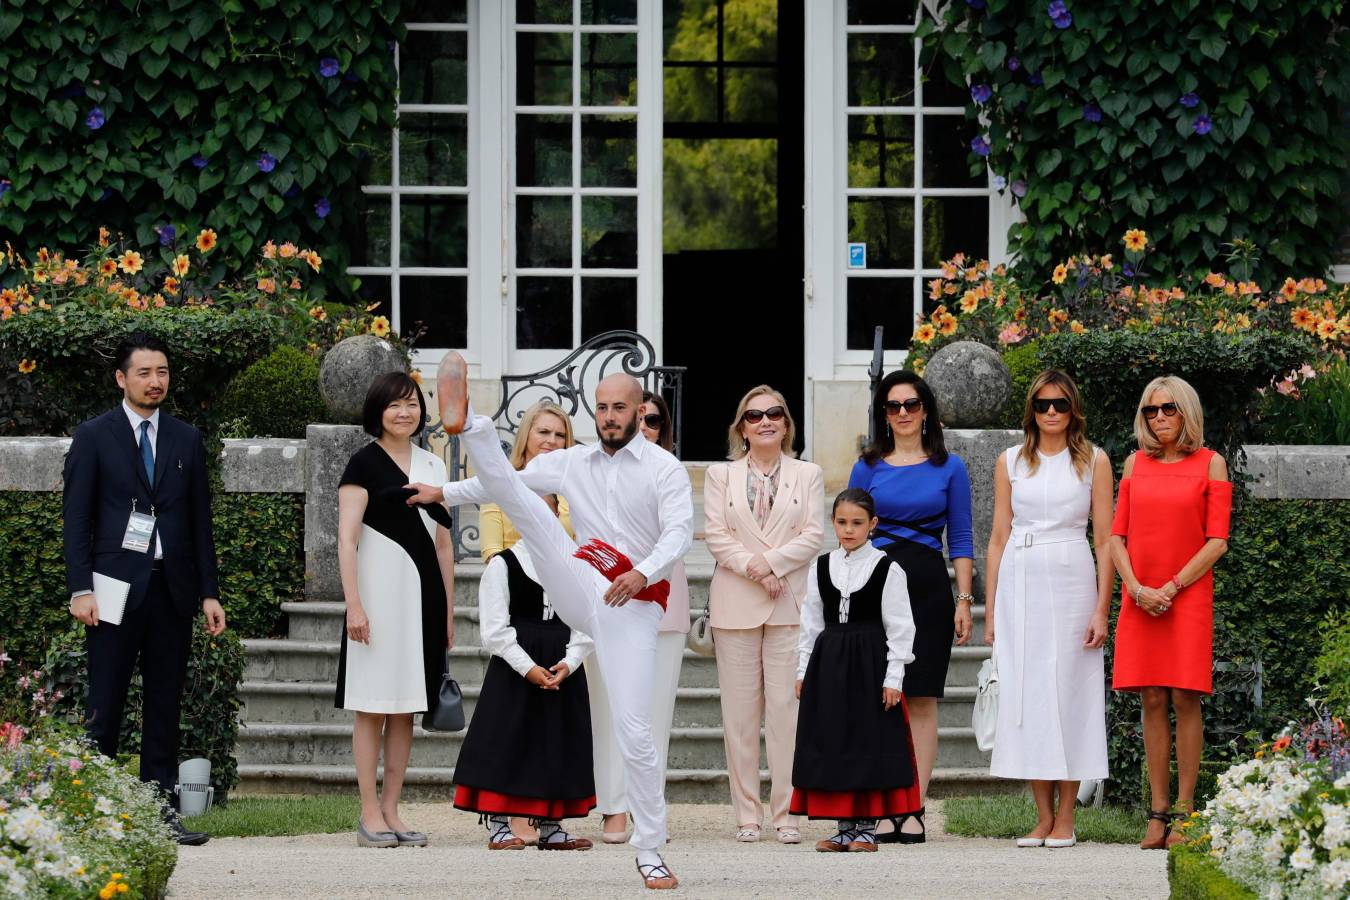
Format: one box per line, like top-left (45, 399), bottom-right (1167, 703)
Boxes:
top-left (62, 408), bottom-right (220, 618)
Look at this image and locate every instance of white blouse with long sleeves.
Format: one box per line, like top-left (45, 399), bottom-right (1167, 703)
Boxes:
top-left (478, 542), bottom-right (594, 678)
top-left (796, 544), bottom-right (916, 690)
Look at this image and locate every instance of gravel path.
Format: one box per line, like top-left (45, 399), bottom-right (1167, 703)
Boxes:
top-left (168, 801), bottom-right (1168, 898)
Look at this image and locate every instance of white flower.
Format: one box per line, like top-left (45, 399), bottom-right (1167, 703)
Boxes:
top-left (30, 781), bottom-right (52, 801)
top-left (1290, 841), bottom-right (1315, 871)
top-left (1261, 831), bottom-right (1286, 863)
top-left (1321, 858), bottom-right (1350, 893)
top-left (1321, 802), bottom-right (1349, 849)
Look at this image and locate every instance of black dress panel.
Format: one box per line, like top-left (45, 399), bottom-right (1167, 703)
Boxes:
top-left (453, 550), bottom-right (595, 805)
top-left (792, 555), bottom-right (916, 792)
top-left (882, 532), bottom-right (954, 699)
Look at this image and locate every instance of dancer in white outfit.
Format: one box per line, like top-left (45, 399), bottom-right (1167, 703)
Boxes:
top-left (405, 354), bottom-right (691, 890)
top-left (985, 370), bottom-right (1114, 849)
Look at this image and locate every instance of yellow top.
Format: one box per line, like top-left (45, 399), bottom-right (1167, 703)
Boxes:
top-left (479, 496), bottom-right (574, 562)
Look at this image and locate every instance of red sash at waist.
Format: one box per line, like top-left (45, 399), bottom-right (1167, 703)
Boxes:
top-left (573, 539), bottom-right (670, 610)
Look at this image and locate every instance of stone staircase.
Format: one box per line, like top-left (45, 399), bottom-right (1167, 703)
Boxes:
top-left (236, 491), bottom-right (1004, 800)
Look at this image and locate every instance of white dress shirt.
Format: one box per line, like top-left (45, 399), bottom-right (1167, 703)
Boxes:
top-left (479, 543), bottom-right (594, 677)
top-left (442, 432), bottom-right (693, 586)
top-left (124, 400), bottom-right (164, 559)
top-left (797, 544), bottom-right (915, 690)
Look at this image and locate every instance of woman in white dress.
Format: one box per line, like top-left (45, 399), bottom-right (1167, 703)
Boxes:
top-left (985, 370), bottom-right (1114, 848)
top-left (336, 372), bottom-right (456, 848)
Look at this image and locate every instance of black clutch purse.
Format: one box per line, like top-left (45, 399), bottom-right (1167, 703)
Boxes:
top-left (422, 652), bottom-right (465, 732)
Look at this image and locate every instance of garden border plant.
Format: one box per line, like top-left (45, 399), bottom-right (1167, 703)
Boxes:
top-left (918, 1), bottom-right (1350, 279)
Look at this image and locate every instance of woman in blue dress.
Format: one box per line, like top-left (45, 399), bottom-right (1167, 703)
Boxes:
top-left (849, 370), bottom-right (974, 843)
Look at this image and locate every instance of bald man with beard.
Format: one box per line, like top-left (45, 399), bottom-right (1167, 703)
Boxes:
top-left (406, 355), bottom-right (692, 890)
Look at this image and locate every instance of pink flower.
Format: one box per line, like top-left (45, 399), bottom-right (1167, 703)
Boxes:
top-left (68, 758), bottom-right (83, 773)
top-left (1275, 379), bottom-right (1298, 397)
top-left (1298, 363), bottom-right (1317, 380)
top-left (998, 323), bottom-right (1027, 345)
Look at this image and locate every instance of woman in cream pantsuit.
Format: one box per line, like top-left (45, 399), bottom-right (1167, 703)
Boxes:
top-left (705, 385), bottom-right (824, 844)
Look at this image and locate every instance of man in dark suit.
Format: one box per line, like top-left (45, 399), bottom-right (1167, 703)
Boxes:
top-left (63, 332), bottom-right (227, 846)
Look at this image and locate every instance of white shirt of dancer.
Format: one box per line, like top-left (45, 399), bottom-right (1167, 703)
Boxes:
top-left (479, 542), bottom-right (594, 676)
top-left (796, 544), bottom-right (916, 690)
top-left (442, 432), bottom-right (693, 586)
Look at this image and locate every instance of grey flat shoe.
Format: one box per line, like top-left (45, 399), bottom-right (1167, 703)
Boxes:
top-left (357, 819), bottom-right (398, 848)
top-left (395, 830), bottom-right (428, 847)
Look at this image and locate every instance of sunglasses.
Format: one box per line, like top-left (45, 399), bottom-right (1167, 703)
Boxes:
top-left (1032, 398), bottom-right (1072, 414)
top-left (883, 398), bottom-right (924, 415)
top-left (742, 406), bottom-right (786, 424)
top-left (1142, 402), bottom-right (1180, 419)
top-left (641, 413), bottom-right (664, 429)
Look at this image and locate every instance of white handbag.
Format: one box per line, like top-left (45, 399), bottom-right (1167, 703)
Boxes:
top-left (971, 655), bottom-right (999, 752)
top-left (686, 612), bottom-right (715, 656)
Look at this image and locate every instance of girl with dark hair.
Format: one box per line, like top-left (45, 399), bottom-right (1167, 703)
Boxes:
top-left (848, 370), bottom-right (974, 843)
top-left (335, 372), bottom-right (456, 848)
top-left (790, 489), bottom-right (921, 852)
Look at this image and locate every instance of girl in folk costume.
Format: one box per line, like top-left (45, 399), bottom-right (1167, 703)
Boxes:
top-left (453, 539), bottom-right (597, 851)
top-left (791, 488), bottom-right (921, 852)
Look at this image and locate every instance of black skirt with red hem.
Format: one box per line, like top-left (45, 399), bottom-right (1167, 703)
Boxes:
top-left (454, 786), bottom-right (596, 820)
top-left (789, 784), bottom-right (922, 820)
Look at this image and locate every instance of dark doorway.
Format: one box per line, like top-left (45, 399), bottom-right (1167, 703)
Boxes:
top-left (662, 0), bottom-right (804, 460)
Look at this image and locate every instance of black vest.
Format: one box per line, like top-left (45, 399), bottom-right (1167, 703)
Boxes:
top-left (498, 549), bottom-right (557, 623)
top-left (816, 553), bottom-right (890, 625)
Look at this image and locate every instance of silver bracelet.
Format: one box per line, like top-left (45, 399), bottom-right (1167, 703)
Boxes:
top-left (955, 592), bottom-right (975, 604)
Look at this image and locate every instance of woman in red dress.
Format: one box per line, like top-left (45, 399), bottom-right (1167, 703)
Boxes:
top-left (1110, 375), bottom-right (1231, 850)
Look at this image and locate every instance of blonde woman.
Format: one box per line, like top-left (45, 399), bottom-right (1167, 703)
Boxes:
top-left (479, 401), bottom-right (575, 562)
top-left (704, 385), bottom-right (824, 844)
top-left (1111, 376), bottom-right (1231, 850)
top-left (985, 371), bottom-right (1113, 848)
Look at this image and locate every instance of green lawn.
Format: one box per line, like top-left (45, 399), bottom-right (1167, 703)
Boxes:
top-left (183, 795), bottom-right (359, 838)
top-left (942, 795), bottom-right (1142, 845)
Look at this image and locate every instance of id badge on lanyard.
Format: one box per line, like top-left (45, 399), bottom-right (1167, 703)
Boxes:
top-left (122, 499), bottom-right (156, 554)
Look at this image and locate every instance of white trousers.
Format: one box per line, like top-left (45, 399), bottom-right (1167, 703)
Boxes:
top-left (588, 630), bottom-right (684, 815)
top-left (458, 416), bottom-right (668, 850)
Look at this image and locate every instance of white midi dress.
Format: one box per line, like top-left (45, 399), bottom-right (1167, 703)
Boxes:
top-left (989, 446), bottom-right (1108, 781)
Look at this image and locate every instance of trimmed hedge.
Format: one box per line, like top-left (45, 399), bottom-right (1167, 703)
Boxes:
top-left (217, 345), bottom-right (325, 440)
top-left (1168, 843), bottom-right (1256, 900)
top-left (214, 492), bottom-right (305, 639)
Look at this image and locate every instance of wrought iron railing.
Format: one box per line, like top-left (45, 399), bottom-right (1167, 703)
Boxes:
top-left (419, 330), bottom-right (686, 561)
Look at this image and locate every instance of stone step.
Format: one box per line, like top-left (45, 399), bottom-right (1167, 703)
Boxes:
top-left (236, 720), bottom-right (988, 770)
top-left (235, 764), bottom-right (1014, 802)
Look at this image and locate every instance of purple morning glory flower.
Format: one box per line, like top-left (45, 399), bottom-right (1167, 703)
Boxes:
top-left (0, 180), bottom-right (10, 198)
top-left (86, 107), bottom-right (105, 130)
top-left (1011, 179), bottom-right (1028, 198)
top-left (1053, 11), bottom-right (1072, 28)
top-left (1048, 0), bottom-right (1067, 16)
top-left (1083, 103), bottom-right (1102, 123)
top-left (1180, 92), bottom-right (1200, 108)
top-left (258, 151), bottom-right (277, 173)
top-left (970, 135), bottom-right (992, 157)
top-left (315, 197), bottom-right (331, 219)
top-left (1123, 263), bottom-right (1136, 278)
top-left (1194, 115), bottom-right (1212, 135)
top-left (284, 183), bottom-right (301, 199)
top-left (1028, 72), bottom-right (1044, 86)
top-left (971, 83), bottom-right (992, 104)
top-left (191, 154), bottom-right (209, 169)
top-left (156, 224), bottom-right (176, 246)
top-left (319, 57), bottom-right (340, 78)
top-left (993, 175), bottom-right (1007, 190)
top-left (1007, 56), bottom-right (1021, 72)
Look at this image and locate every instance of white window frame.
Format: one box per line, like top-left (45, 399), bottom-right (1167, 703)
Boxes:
top-left (349, 14), bottom-right (478, 371)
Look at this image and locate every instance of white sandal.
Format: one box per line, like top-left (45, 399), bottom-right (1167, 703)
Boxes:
top-left (777, 827), bottom-right (801, 844)
top-left (735, 826), bottom-right (761, 842)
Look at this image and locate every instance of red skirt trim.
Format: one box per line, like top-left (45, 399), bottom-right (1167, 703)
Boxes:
top-left (453, 786), bottom-right (596, 819)
top-left (789, 785), bottom-right (923, 820)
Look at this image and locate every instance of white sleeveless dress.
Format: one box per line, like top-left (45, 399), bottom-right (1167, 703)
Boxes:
top-left (989, 446), bottom-right (1108, 781)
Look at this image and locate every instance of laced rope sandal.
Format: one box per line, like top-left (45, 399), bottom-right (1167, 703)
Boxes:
top-left (848, 823), bottom-right (878, 853)
top-left (636, 857), bottom-right (679, 890)
top-left (1139, 810), bottom-right (1176, 850)
top-left (536, 820), bottom-right (593, 851)
top-left (483, 814), bottom-right (526, 850)
top-left (815, 821), bottom-right (856, 853)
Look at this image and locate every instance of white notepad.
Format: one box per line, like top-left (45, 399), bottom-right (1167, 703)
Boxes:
top-left (93, 572), bottom-right (132, 626)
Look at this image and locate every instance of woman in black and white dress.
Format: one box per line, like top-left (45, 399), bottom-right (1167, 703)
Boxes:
top-left (335, 372), bottom-right (455, 848)
top-left (454, 541), bottom-right (596, 851)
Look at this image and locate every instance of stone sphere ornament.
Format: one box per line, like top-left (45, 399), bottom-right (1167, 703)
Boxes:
top-left (923, 340), bottom-right (1012, 428)
top-left (318, 334), bottom-right (407, 423)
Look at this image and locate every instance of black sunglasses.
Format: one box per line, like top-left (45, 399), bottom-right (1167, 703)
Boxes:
top-left (883, 398), bottom-right (924, 415)
top-left (1032, 398), bottom-right (1072, 414)
top-left (1142, 402), bottom-right (1180, 419)
top-left (641, 413), bottom-right (664, 429)
top-left (742, 406), bottom-right (786, 424)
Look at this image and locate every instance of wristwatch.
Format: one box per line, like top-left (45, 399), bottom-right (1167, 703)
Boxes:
top-left (955, 592), bottom-right (975, 604)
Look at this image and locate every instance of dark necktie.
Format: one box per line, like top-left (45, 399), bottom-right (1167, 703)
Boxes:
top-left (139, 420), bottom-right (154, 483)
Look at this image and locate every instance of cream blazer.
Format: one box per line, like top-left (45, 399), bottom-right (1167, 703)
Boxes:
top-left (704, 455), bottom-right (825, 630)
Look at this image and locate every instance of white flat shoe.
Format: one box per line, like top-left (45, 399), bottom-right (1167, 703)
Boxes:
top-left (1015, 837), bottom-right (1045, 848)
top-left (1045, 834), bottom-right (1077, 848)
top-left (735, 826), bottom-right (761, 843)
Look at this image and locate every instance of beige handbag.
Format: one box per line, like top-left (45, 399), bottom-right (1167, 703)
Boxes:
top-left (686, 612), bottom-right (715, 656)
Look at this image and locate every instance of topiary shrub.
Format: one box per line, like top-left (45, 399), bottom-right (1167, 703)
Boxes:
top-left (216, 345), bottom-right (326, 439)
top-left (996, 339), bottom-right (1042, 428)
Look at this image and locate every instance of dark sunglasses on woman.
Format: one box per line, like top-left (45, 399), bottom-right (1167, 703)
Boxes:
top-left (1142, 402), bottom-right (1180, 419)
top-left (642, 413), bottom-right (664, 429)
top-left (1032, 398), bottom-right (1072, 414)
top-left (742, 406), bottom-right (786, 424)
top-left (883, 398), bottom-right (924, 414)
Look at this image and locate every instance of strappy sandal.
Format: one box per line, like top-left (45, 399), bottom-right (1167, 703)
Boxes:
top-left (636, 857), bottom-right (679, 890)
top-left (815, 823), bottom-right (856, 852)
top-left (876, 807), bottom-right (926, 845)
top-left (483, 815), bottom-right (526, 850)
top-left (1140, 810), bottom-right (1175, 850)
